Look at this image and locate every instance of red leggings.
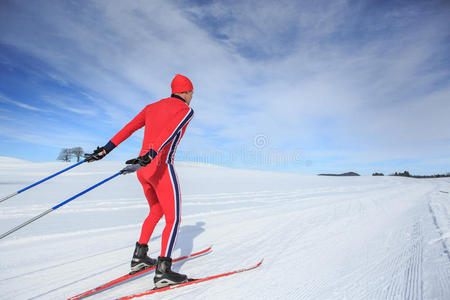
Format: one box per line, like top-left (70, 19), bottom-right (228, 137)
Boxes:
top-left (136, 163), bottom-right (181, 258)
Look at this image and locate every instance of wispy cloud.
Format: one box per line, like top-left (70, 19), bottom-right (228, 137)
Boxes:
top-left (0, 93), bottom-right (45, 112)
top-left (40, 94), bottom-right (97, 116)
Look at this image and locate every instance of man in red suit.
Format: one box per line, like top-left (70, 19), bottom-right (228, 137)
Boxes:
top-left (86, 74), bottom-right (194, 288)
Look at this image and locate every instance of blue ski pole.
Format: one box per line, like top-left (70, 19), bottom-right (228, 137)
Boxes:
top-left (0, 170), bottom-right (123, 240)
top-left (0, 159), bottom-right (87, 204)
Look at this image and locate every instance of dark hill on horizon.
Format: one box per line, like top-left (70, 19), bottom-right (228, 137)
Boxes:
top-left (318, 172), bottom-right (360, 176)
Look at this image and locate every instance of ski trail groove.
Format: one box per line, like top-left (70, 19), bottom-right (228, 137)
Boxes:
top-left (402, 221), bottom-right (423, 300)
top-left (428, 201), bottom-right (450, 262)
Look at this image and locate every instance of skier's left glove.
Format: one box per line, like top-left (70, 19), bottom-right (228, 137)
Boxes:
top-left (85, 141), bottom-right (116, 162)
top-left (125, 150), bottom-right (156, 167)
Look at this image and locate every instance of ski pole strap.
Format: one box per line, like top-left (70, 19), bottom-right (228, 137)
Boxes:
top-left (120, 164), bottom-right (142, 175)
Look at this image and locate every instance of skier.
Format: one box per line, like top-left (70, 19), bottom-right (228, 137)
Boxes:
top-left (85, 74), bottom-right (195, 288)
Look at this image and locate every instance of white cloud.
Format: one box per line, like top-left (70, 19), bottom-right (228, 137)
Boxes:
top-left (0, 0), bottom-right (449, 170)
top-left (0, 93), bottom-right (46, 112)
top-left (40, 95), bottom-right (97, 116)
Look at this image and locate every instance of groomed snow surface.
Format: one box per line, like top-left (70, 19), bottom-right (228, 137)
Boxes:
top-left (1, 158), bottom-right (450, 299)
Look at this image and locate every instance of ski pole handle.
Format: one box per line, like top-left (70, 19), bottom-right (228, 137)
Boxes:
top-left (0, 171), bottom-right (122, 240)
top-left (0, 160), bottom-right (86, 204)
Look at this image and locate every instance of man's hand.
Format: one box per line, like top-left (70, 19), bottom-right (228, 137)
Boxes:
top-left (85, 141), bottom-right (116, 162)
top-left (84, 146), bottom-right (108, 162)
top-left (126, 153), bottom-right (152, 167)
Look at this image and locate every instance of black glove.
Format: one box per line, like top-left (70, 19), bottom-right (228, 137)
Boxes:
top-left (85, 141), bottom-right (115, 162)
top-left (126, 153), bottom-right (152, 166)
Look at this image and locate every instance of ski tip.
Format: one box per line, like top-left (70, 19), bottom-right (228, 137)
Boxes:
top-left (197, 246), bottom-right (212, 257)
top-left (250, 259), bottom-right (263, 269)
top-left (197, 245), bottom-right (213, 255)
top-left (193, 245), bottom-right (213, 256)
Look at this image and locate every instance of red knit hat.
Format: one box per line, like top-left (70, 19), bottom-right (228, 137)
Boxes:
top-left (171, 74), bottom-right (193, 93)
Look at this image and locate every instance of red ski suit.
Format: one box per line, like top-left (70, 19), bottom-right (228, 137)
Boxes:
top-left (109, 96), bottom-right (194, 258)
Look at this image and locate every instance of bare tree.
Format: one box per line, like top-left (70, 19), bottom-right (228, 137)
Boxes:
top-left (57, 148), bottom-right (72, 162)
top-left (71, 147), bottom-right (84, 162)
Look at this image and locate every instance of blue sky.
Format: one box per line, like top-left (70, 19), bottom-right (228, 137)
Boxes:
top-left (0, 0), bottom-right (449, 175)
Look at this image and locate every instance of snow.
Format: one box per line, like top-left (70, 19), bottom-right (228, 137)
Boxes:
top-left (1, 159), bottom-right (450, 299)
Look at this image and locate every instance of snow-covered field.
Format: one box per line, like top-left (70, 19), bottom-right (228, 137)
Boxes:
top-left (1, 157), bottom-right (450, 299)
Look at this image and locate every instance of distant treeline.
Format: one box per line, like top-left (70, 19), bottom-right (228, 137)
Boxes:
top-left (372, 171), bottom-right (450, 178)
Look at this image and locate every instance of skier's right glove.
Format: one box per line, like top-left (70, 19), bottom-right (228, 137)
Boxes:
top-left (125, 154), bottom-right (152, 166)
top-left (85, 141), bottom-right (116, 162)
top-left (125, 150), bottom-right (157, 167)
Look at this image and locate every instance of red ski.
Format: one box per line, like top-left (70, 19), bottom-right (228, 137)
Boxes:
top-left (68, 246), bottom-right (212, 300)
top-left (118, 259), bottom-right (263, 300)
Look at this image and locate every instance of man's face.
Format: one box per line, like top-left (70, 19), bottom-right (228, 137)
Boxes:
top-left (185, 90), bottom-right (194, 105)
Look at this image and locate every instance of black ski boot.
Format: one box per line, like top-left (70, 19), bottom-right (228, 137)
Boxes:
top-left (130, 242), bottom-right (157, 274)
top-left (154, 256), bottom-right (188, 288)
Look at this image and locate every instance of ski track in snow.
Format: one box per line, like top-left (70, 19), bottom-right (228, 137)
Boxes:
top-left (0, 161), bottom-right (450, 299)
